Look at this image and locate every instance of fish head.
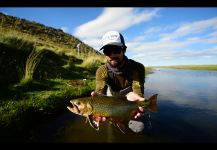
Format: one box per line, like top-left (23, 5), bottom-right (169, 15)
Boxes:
top-left (67, 98), bottom-right (93, 117)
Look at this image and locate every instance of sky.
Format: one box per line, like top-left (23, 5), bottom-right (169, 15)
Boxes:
top-left (0, 7), bottom-right (217, 66)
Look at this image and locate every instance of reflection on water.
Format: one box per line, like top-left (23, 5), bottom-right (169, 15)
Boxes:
top-left (31, 68), bottom-right (217, 142)
top-left (145, 68), bottom-right (217, 142)
top-left (145, 68), bottom-right (217, 113)
top-left (31, 112), bottom-right (152, 143)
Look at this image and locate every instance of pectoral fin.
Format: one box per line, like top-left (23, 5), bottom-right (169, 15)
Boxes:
top-left (87, 115), bottom-right (99, 131)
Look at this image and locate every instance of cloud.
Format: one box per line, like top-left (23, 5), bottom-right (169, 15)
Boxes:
top-left (73, 8), bottom-right (160, 47)
top-left (132, 27), bottom-right (162, 42)
top-left (127, 16), bottom-right (217, 65)
top-left (73, 8), bottom-right (217, 66)
top-left (82, 38), bottom-right (101, 50)
top-left (131, 42), bottom-right (217, 64)
top-left (209, 31), bottom-right (217, 37)
top-left (159, 17), bottom-right (217, 41)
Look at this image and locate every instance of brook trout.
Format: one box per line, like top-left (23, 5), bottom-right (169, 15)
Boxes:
top-left (67, 94), bottom-right (158, 133)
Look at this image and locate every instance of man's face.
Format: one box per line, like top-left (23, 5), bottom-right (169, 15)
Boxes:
top-left (103, 45), bottom-right (124, 67)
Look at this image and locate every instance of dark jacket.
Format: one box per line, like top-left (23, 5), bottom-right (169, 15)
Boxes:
top-left (95, 57), bottom-right (145, 97)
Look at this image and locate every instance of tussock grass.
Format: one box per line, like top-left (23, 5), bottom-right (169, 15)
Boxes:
top-left (0, 28), bottom-right (37, 45)
top-left (81, 55), bottom-right (106, 72)
top-left (0, 30), bottom-right (35, 53)
top-left (22, 48), bottom-right (49, 82)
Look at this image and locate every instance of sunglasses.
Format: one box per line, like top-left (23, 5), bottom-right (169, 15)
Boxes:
top-left (103, 46), bottom-right (123, 56)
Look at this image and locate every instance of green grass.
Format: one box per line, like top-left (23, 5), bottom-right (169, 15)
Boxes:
top-left (80, 55), bottom-right (106, 73)
top-left (0, 78), bottom-right (96, 142)
top-left (145, 67), bottom-right (154, 74)
top-left (0, 78), bottom-right (95, 126)
top-left (0, 26), bottom-right (103, 136)
top-left (159, 64), bottom-right (217, 71)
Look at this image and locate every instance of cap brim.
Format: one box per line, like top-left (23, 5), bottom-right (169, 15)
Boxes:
top-left (99, 43), bottom-right (124, 51)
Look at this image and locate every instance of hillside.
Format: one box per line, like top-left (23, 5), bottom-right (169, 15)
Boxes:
top-left (0, 12), bottom-right (100, 55)
top-left (0, 12), bottom-right (105, 88)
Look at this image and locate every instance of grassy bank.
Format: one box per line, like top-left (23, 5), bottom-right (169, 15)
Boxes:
top-left (145, 67), bottom-right (154, 74)
top-left (0, 79), bottom-right (95, 125)
top-left (0, 78), bottom-right (96, 142)
top-left (159, 65), bottom-right (217, 71)
top-left (0, 21), bottom-right (105, 142)
top-left (0, 13), bottom-right (151, 142)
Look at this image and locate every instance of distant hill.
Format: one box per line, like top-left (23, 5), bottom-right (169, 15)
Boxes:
top-left (0, 12), bottom-right (100, 55)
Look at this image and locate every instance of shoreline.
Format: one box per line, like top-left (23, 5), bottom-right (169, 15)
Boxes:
top-left (156, 64), bottom-right (217, 71)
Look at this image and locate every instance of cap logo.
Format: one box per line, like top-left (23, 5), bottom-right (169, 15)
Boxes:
top-left (103, 34), bottom-right (118, 41)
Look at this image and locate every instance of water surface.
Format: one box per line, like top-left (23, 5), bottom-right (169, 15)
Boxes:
top-left (31, 68), bottom-right (217, 143)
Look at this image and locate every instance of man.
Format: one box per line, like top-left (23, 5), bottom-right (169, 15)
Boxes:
top-left (91, 31), bottom-right (146, 132)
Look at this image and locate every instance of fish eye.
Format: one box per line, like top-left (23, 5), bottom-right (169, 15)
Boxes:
top-left (76, 101), bottom-right (80, 105)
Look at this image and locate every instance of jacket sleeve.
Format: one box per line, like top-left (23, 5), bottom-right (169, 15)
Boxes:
top-left (132, 63), bottom-right (145, 97)
top-left (95, 65), bottom-right (108, 95)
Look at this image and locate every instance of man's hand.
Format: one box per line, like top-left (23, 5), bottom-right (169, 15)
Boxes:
top-left (126, 92), bottom-right (145, 119)
top-left (91, 91), bottom-right (105, 97)
top-left (126, 92), bottom-right (145, 101)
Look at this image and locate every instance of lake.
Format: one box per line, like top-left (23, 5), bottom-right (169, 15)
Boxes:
top-left (31, 68), bottom-right (217, 143)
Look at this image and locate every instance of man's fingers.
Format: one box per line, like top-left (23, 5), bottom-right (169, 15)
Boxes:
top-left (91, 91), bottom-right (98, 97)
top-left (134, 113), bottom-right (141, 119)
top-left (91, 91), bottom-right (105, 97)
top-left (92, 116), bottom-right (107, 122)
top-left (94, 116), bottom-right (101, 122)
top-left (134, 113), bottom-right (144, 119)
top-left (126, 92), bottom-right (145, 101)
top-left (102, 117), bottom-right (107, 122)
top-left (138, 107), bottom-right (144, 112)
top-left (137, 97), bottom-right (145, 101)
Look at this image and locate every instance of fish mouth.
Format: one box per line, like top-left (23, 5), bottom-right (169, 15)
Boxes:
top-left (67, 101), bottom-right (80, 114)
top-left (72, 103), bottom-right (80, 113)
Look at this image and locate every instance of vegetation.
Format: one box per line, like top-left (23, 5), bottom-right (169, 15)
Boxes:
top-left (0, 12), bottom-right (105, 141)
top-left (0, 12), bottom-right (149, 142)
top-left (145, 67), bottom-right (154, 74)
top-left (159, 65), bottom-right (217, 71)
top-left (23, 48), bottom-right (49, 82)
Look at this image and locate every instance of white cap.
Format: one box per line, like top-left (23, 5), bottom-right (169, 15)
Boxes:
top-left (100, 31), bottom-right (126, 50)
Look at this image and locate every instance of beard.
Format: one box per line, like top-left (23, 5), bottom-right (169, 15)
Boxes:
top-left (109, 61), bottom-right (119, 67)
top-left (108, 57), bottom-right (122, 67)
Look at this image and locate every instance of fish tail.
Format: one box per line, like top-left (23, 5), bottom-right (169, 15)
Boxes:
top-left (148, 94), bottom-right (158, 112)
